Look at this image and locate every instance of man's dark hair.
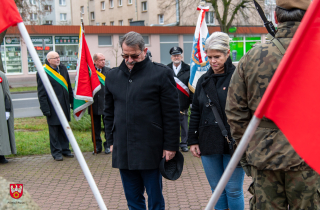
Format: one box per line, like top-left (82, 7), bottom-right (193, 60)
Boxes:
top-left (275, 7), bottom-right (306, 23)
top-left (119, 31), bottom-right (145, 51)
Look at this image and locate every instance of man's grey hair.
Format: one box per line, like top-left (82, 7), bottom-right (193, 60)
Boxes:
top-left (205, 32), bottom-right (230, 55)
top-left (275, 7), bottom-right (306, 23)
top-left (119, 31), bottom-right (145, 51)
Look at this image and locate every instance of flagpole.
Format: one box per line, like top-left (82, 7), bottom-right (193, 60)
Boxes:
top-left (205, 116), bottom-right (261, 210)
top-left (17, 22), bottom-right (108, 210)
top-left (90, 105), bottom-right (97, 154)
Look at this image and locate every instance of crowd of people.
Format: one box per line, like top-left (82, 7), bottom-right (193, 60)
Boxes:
top-left (1, 0), bottom-right (320, 209)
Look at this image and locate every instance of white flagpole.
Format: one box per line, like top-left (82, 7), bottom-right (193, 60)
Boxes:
top-left (205, 116), bottom-right (261, 210)
top-left (17, 22), bottom-right (108, 210)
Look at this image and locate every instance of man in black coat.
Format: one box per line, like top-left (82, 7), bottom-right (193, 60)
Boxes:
top-left (37, 51), bottom-right (74, 161)
top-left (167, 46), bottom-right (192, 152)
top-left (104, 32), bottom-right (180, 210)
top-left (89, 53), bottom-right (111, 154)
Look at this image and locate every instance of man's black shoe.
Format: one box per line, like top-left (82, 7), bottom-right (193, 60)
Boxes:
top-left (62, 154), bottom-right (74, 158)
top-left (92, 149), bottom-right (102, 154)
top-left (54, 156), bottom-right (63, 161)
top-left (0, 156), bottom-right (8, 164)
top-left (181, 147), bottom-right (189, 152)
top-left (105, 148), bottom-right (111, 154)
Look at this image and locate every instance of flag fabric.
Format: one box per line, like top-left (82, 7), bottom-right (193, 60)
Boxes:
top-left (255, 0), bottom-right (320, 174)
top-left (189, 5), bottom-right (211, 93)
top-left (0, 0), bottom-right (23, 34)
top-left (73, 25), bottom-right (101, 120)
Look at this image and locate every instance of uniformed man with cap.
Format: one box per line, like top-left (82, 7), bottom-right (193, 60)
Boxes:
top-left (167, 46), bottom-right (192, 152)
top-left (225, 0), bottom-right (320, 209)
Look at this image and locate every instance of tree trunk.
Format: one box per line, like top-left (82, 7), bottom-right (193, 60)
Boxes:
top-left (0, 30), bottom-right (7, 73)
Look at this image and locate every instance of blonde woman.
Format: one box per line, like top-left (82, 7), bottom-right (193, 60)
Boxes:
top-left (188, 32), bottom-right (245, 210)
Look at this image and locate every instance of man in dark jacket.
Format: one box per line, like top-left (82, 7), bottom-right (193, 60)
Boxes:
top-left (167, 46), bottom-right (192, 152)
top-left (89, 53), bottom-right (111, 154)
top-left (37, 51), bottom-right (74, 161)
top-left (104, 31), bottom-right (180, 210)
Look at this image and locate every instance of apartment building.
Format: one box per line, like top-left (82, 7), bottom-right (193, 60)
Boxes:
top-left (23, 0), bottom-right (72, 25)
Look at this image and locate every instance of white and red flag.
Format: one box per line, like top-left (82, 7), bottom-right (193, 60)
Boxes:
top-left (255, 0), bottom-right (320, 174)
top-left (189, 5), bottom-right (211, 92)
top-left (73, 25), bottom-right (101, 120)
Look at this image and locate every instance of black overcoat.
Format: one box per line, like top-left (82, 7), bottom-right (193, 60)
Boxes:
top-left (167, 61), bottom-right (193, 111)
top-left (89, 66), bottom-right (110, 115)
top-left (37, 60), bottom-right (74, 125)
top-left (187, 57), bottom-right (235, 155)
top-left (104, 57), bottom-right (180, 170)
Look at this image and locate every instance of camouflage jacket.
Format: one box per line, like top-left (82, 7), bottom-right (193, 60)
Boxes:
top-left (225, 22), bottom-right (311, 171)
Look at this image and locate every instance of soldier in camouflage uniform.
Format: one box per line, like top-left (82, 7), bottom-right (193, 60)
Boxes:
top-left (225, 0), bottom-right (320, 209)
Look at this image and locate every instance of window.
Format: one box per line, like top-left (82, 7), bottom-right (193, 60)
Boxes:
top-left (229, 36), bottom-right (262, 61)
top-left (102, 22), bottom-right (106, 25)
top-left (59, 0), bottom-right (66, 6)
top-left (98, 36), bottom-right (112, 46)
top-left (128, 0), bottom-right (132, 4)
top-left (110, 21), bottom-right (114, 25)
top-left (160, 35), bottom-right (179, 64)
top-left (96, 22), bottom-right (100, 25)
top-left (30, 0), bottom-right (36, 5)
top-left (205, 11), bottom-right (214, 25)
top-left (118, 0), bottom-right (122, 6)
top-left (109, 0), bottom-right (114, 8)
top-left (128, 19), bottom-right (133, 24)
top-left (91, 12), bottom-right (95, 20)
top-left (30, 13), bottom-right (37, 20)
top-left (142, 2), bottom-right (147, 11)
top-left (44, 5), bottom-right (52, 11)
top-left (60, 13), bottom-right (67, 21)
top-left (55, 36), bottom-right (79, 70)
top-left (142, 35), bottom-right (149, 45)
top-left (101, 1), bottom-right (105, 10)
top-left (119, 20), bottom-right (123, 26)
top-left (80, 6), bottom-right (84, 14)
top-left (45, 20), bottom-right (53, 25)
top-left (159, 14), bottom-right (164, 24)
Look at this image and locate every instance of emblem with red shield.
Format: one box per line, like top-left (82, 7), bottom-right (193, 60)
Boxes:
top-left (10, 184), bottom-right (23, 199)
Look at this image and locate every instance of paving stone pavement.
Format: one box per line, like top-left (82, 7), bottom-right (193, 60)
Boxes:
top-left (0, 151), bottom-right (252, 210)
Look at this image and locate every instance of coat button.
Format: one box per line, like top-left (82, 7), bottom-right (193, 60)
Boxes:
top-left (129, 79), bottom-right (132, 83)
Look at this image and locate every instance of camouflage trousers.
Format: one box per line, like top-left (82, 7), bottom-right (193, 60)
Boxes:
top-left (249, 166), bottom-right (320, 210)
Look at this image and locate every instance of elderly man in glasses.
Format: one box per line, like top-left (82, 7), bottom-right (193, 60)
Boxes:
top-left (37, 51), bottom-right (74, 161)
top-left (104, 31), bottom-right (180, 210)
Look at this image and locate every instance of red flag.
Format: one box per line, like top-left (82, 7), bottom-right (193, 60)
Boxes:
top-left (73, 25), bottom-right (101, 120)
top-left (255, 0), bottom-right (320, 174)
top-left (0, 0), bottom-right (23, 33)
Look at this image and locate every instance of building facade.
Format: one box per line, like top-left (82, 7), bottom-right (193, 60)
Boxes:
top-left (2, 25), bottom-right (267, 86)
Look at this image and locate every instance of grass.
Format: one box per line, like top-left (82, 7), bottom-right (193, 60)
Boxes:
top-left (10, 110), bottom-right (97, 157)
top-left (10, 84), bottom-right (75, 93)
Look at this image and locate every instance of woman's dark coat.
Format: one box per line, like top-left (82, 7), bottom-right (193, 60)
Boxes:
top-left (104, 56), bottom-right (180, 170)
top-left (167, 61), bottom-right (193, 111)
top-left (187, 57), bottom-right (235, 155)
top-left (37, 60), bottom-right (74, 125)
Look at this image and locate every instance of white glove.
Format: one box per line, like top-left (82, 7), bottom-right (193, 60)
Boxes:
top-left (6, 112), bottom-right (10, 120)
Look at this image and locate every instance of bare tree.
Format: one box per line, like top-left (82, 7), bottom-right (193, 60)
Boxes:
top-left (0, 0), bottom-right (48, 72)
top-left (157, 0), bottom-right (264, 32)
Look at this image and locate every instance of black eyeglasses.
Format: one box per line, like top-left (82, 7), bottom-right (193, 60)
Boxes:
top-left (121, 51), bottom-right (143, 60)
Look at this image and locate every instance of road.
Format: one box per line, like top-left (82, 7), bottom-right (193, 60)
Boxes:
top-left (12, 92), bottom-right (43, 118)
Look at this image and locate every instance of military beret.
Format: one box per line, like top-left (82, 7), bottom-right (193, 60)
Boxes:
top-left (169, 46), bottom-right (183, 55)
top-left (276, 0), bottom-right (311, 11)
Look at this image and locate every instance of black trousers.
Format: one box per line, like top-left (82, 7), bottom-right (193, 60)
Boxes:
top-left (49, 125), bottom-right (71, 158)
top-left (93, 114), bottom-right (108, 151)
